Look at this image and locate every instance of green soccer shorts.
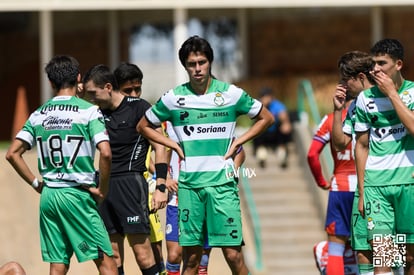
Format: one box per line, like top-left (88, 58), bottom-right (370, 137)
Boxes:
top-left (39, 186), bottom-right (113, 264)
top-left (178, 182), bottom-right (243, 247)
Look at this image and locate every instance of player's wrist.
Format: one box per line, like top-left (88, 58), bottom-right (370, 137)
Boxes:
top-left (155, 183), bottom-right (167, 193)
top-left (318, 181), bottom-right (330, 189)
top-left (155, 163), bottom-right (168, 180)
top-left (32, 178), bottom-right (39, 189)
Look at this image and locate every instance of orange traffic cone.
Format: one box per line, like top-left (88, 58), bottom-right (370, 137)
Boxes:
top-left (11, 86), bottom-right (29, 140)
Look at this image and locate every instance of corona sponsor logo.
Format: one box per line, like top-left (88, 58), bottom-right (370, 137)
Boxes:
top-left (40, 104), bottom-right (79, 115)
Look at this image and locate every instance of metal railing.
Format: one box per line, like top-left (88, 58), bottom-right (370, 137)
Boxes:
top-left (240, 79), bottom-right (331, 273)
top-left (297, 79), bottom-right (333, 173)
top-left (239, 170), bottom-right (263, 272)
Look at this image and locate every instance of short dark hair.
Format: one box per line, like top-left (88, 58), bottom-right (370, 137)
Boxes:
top-left (338, 51), bottom-right (375, 84)
top-left (114, 62), bottom-right (143, 86)
top-left (259, 87), bottom-right (273, 98)
top-left (178, 35), bottom-right (214, 67)
top-left (370, 38), bottom-right (404, 61)
top-left (83, 64), bottom-right (119, 90)
top-left (45, 55), bottom-right (80, 91)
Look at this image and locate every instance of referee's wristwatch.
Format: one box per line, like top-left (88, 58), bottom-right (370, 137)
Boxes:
top-left (155, 184), bottom-right (167, 193)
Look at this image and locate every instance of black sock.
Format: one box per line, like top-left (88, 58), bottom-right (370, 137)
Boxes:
top-left (141, 264), bottom-right (159, 275)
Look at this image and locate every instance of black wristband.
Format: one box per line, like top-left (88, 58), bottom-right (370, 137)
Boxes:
top-left (155, 163), bottom-right (168, 180)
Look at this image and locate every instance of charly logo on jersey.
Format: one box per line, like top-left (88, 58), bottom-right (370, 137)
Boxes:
top-left (400, 90), bottom-right (413, 106)
top-left (42, 116), bottom-right (73, 130)
top-left (214, 92), bottom-right (225, 106)
top-left (366, 100), bottom-right (375, 110)
top-left (229, 230), bottom-right (238, 239)
top-left (177, 97), bottom-right (185, 106)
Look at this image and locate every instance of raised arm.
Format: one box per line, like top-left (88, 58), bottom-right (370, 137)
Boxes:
top-left (354, 130), bottom-right (369, 217)
top-left (373, 71), bottom-right (414, 135)
top-left (307, 139), bottom-right (330, 190)
top-left (332, 84), bottom-right (352, 151)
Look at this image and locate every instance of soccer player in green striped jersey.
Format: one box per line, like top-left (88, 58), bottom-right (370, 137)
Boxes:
top-left (355, 38), bottom-right (414, 274)
top-left (331, 51), bottom-right (376, 275)
top-left (137, 35), bottom-right (274, 275)
top-left (6, 55), bottom-right (117, 275)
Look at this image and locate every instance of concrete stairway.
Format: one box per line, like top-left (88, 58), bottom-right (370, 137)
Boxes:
top-left (240, 129), bottom-right (327, 274)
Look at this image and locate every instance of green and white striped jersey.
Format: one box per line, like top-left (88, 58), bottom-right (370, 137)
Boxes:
top-left (342, 99), bottom-right (357, 159)
top-left (16, 96), bottom-right (109, 187)
top-left (146, 79), bottom-right (262, 188)
top-left (354, 80), bottom-right (414, 187)
top-left (343, 100), bottom-right (357, 137)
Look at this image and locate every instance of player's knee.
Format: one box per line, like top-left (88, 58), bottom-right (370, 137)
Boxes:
top-left (406, 253), bottom-right (414, 265)
top-left (183, 248), bottom-right (202, 268)
top-left (167, 249), bottom-right (182, 263)
top-left (3, 262), bottom-right (26, 275)
top-left (405, 245), bottom-right (414, 264)
top-left (356, 251), bottom-right (372, 264)
top-left (223, 247), bottom-right (243, 266)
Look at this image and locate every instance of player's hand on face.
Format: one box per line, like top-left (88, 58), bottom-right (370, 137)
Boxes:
top-left (371, 70), bottom-right (396, 97)
top-left (333, 84), bottom-right (347, 111)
